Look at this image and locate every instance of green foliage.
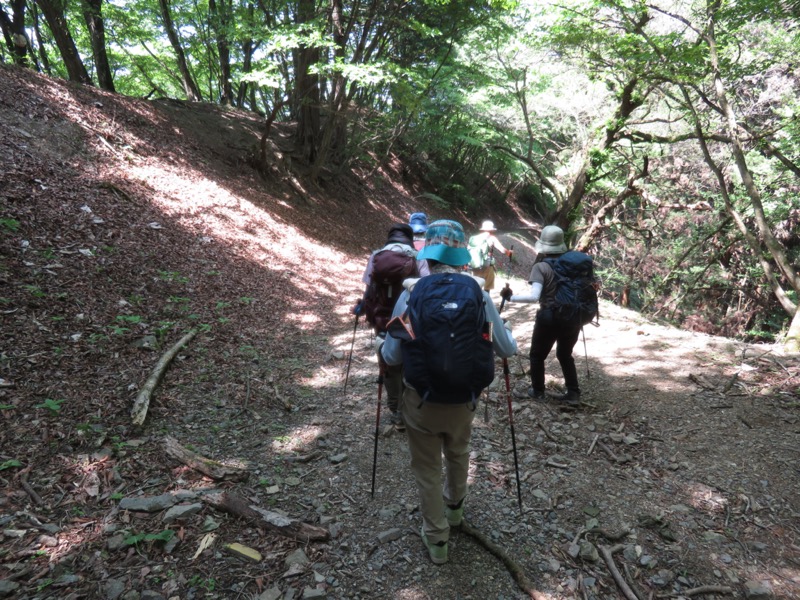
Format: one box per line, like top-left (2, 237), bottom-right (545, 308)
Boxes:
top-left (35, 398), bottom-right (64, 414)
top-left (23, 285), bottom-right (46, 298)
top-left (124, 530), bottom-right (175, 547)
top-left (0, 218), bottom-right (20, 232)
top-left (0, 459), bottom-right (22, 471)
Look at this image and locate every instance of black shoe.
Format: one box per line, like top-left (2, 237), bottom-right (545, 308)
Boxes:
top-left (527, 387), bottom-right (545, 400)
top-left (556, 390), bottom-right (581, 408)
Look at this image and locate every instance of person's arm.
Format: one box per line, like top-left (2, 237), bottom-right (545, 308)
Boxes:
top-left (484, 292), bottom-right (517, 358)
top-left (509, 281), bottom-right (542, 303)
top-left (380, 291), bottom-right (409, 366)
top-left (490, 235), bottom-right (510, 256)
top-left (361, 253), bottom-right (375, 284)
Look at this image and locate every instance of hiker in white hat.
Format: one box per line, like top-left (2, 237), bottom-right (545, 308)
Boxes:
top-left (467, 220), bottom-right (512, 292)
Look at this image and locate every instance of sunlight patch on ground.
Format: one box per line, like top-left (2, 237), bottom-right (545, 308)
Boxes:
top-left (686, 482), bottom-right (728, 513)
top-left (124, 163), bottom-right (351, 292)
top-left (270, 425), bottom-right (323, 454)
top-left (286, 312), bottom-right (322, 327)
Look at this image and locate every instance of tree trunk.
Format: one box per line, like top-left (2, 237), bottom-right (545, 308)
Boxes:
top-left (0, 0), bottom-right (30, 66)
top-left (31, 3), bottom-right (52, 74)
top-left (208, 0), bottom-right (232, 104)
top-left (157, 0), bottom-right (203, 101)
top-left (293, 0), bottom-right (321, 164)
top-left (35, 0), bottom-right (93, 84)
top-left (553, 77), bottom-right (644, 229)
top-left (784, 307), bottom-right (800, 353)
top-left (704, 1), bottom-right (800, 315)
top-left (81, 0), bottom-right (115, 91)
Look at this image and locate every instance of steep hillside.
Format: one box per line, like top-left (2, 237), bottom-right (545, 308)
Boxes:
top-left (1, 64), bottom-right (798, 600)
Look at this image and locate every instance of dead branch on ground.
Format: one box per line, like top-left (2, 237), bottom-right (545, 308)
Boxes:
top-left (598, 544), bottom-right (641, 600)
top-left (164, 436), bottom-right (249, 481)
top-left (202, 491), bottom-right (329, 543)
top-left (131, 328), bottom-right (198, 426)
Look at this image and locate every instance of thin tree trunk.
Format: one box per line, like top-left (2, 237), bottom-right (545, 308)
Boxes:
top-left (208, 0), bottom-right (232, 104)
top-left (157, 0), bottom-right (203, 101)
top-left (31, 3), bottom-right (52, 74)
top-left (81, 0), bottom-right (115, 91)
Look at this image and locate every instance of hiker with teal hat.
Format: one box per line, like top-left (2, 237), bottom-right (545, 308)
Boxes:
top-left (408, 212), bottom-right (428, 251)
top-left (379, 219), bottom-right (517, 564)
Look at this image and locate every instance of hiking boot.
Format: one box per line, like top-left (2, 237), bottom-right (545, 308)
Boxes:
top-left (527, 387), bottom-right (545, 400)
top-left (446, 499), bottom-right (464, 527)
top-left (555, 390), bottom-right (581, 408)
top-left (421, 528), bottom-right (448, 564)
top-left (389, 411), bottom-right (405, 432)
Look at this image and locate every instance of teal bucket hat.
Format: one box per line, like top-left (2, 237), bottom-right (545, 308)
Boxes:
top-left (417, 219), bottom-right (472, 266)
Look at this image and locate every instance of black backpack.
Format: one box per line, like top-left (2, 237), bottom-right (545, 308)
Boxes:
top-left (544, 251), bottom-right (599, 326)
top-left (399, 273), bottom-right (495, 405)
top-left (364, 249), bottom-right (418, 333)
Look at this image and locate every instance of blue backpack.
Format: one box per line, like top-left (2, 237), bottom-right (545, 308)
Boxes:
top-left (399, 273), bottom-right (495, 406)
top-left (544, 251), bottom-right (599, 326)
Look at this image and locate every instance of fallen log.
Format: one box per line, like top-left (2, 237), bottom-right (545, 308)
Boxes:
top-left (164, 436), bottom-right (249, 482)
top-left (131, 328), bottom-right (198, 426)
top-left (202, 491), bottom-right (329, 543)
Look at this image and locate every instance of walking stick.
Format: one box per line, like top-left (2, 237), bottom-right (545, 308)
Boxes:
top-left (581, 325), bottom-right (590, 380)
top-left (343, 313), bottom-right (359, 397)
top-left (370, 365), bottom-right (384, 498)
top-left (503, 356), bottom-right (523, 514)
top-left (498, 296), bottom-right (523, 514)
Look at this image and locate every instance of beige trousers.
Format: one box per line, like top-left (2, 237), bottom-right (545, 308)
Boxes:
top-left (401, 387), bottom-right (475, 544)
top-left (472, 265), bottom-right (496, 290)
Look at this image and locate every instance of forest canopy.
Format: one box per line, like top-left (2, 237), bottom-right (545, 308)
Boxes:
top-left (2, 0), bottom-right (799, 347)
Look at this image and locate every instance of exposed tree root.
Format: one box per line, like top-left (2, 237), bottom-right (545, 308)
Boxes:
top-left (460, 520), bottom-right (548, 600)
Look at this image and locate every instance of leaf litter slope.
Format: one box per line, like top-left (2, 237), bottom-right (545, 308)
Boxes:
top-left (0, 64), bottom-right (798, 599)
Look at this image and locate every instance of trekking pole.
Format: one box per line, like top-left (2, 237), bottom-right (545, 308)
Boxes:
top-left (343, 313), bottom-right (359, 397)
top-left (503, 356), bottom-right (523, 514)
top-left (581, 325), bottom-right (590, 380)
top-left (498, 300), bottom-right (523, 514)
top-left (370, 365), bottom-right (384, 498)
top-left (506, 244), bottom-right (514, 280)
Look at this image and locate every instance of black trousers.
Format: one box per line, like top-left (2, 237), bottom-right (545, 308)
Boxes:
top-left (529, 308), bottom-right (581, 394)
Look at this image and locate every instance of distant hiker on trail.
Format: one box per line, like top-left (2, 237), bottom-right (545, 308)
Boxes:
top-left (468, 220), bottom-right (513, 292)
top-left (504, 225), bottom-right (598, 409)
top-left (356, 224), bottom-right (429, 431)
top-left (409, 212), bottom-right (428, 251)
top-left (379, 219), bottom-right (518, 565)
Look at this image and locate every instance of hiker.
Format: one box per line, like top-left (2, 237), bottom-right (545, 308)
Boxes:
top-left (379, 219), bottom-right (518, 564)
top-left (503, 225), bottom-right (596, 408)
top-left (356, 224), bottom-right (429, 430)
top-left (468, 220), bottom-right (513, 292)
top-left (408, 212), bottom-right (428, 251)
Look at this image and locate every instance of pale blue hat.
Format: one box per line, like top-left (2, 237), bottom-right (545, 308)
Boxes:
top-left (409, 212), bottom-right (428, 234)
top-left (417, 219), bottom-right (471, 266)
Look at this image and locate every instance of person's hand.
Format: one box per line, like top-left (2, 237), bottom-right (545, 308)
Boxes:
top-left (499, 284), bottom-right (513, 301)
top-left (352, 301), bottom-right (364, 316)
top-left (506, 249), bottom-right (514, 259)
